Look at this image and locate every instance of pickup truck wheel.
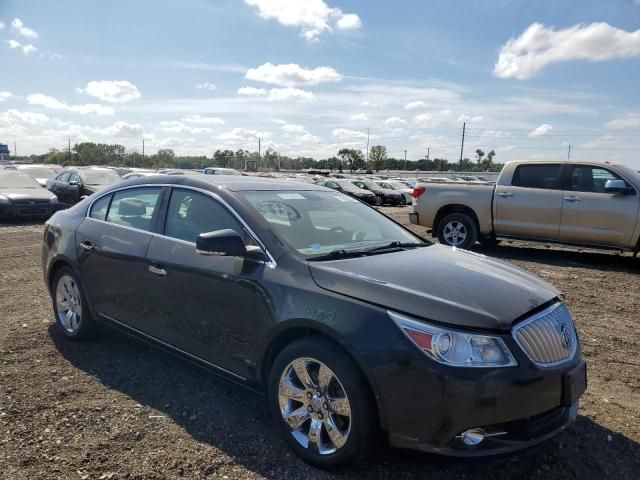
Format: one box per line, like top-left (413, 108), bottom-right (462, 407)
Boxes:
top-left (437, 213), bottom-right (478, 249)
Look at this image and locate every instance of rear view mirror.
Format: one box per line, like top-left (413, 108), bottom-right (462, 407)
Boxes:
top-left (604, 179), bottom-right (631, 194)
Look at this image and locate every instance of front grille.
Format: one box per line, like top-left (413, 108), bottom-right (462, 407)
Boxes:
top-left (513, 303), bottom-right (577, 366)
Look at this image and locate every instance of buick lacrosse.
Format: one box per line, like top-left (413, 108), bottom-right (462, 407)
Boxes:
top-left (42, 175), bottom-right (586, 469)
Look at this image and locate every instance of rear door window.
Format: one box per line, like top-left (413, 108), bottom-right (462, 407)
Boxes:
top-left (106, 187), bottom-right (162, 232)
top-left (89, 194), bottom-right (112, 220)
top-left (512, 164), bottom-right (562, 189)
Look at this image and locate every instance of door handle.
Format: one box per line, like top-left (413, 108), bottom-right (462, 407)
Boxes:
top-left (564, 196), bottom-right (582, 202)
top-left (497, 192), bottom-right (513, 198)
top-left (148, 265), bottom-right (167, 277)
top-left (80, 241), bottom-right (94, 252)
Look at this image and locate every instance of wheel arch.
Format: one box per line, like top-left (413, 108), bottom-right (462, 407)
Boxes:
top-left (433, 204), bottom-right (480, 237)
top-left (259, 320), bottom-right (386, 430)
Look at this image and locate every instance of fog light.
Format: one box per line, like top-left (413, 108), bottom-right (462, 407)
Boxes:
top-left (461, 428), bottom-right (486, 446)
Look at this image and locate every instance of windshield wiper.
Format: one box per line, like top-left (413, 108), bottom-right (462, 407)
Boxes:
top-left (365, 241), bottom-right (426, 253)
top-left (308, 249), bottom-right (370, 262)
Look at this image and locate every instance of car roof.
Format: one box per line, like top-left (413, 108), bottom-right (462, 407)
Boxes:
top-left (117, 174), bottom-right (329, 192)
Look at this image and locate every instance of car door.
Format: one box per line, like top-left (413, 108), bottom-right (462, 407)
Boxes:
top-left (51, 172), bottom-right (71, 206)
top-left (559, 164), bottom-right (640, 248)
top-left (75, 186), bottom-right (165, 329)
top-left (494, 163), bottom-right (564, 240)
top-left (143, 187), bottom-right (270, 379)
top-left (68, 172), bottom-right (82, 205)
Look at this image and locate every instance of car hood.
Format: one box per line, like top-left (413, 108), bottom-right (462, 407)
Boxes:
top-left (0, 187), bottom-right (52, 201)
top-left (308, 244), bottom-right (559, 331)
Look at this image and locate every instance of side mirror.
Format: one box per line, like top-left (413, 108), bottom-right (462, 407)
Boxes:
top-left (604, 179), bottom-right (630, 194)
top-left (196, 229), bottom-right (267, 261)
top-left (69, 180), bottom-right (80, 186)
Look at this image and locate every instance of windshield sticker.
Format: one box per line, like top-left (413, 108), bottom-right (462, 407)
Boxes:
top-left (309, 243), bottom-right (322, 250)
top-left (334, 195), bottom-right (357, 202)
top-left (277, 193), bottom-right (305, 200)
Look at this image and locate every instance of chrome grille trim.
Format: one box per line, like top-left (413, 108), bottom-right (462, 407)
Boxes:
top-left (512, 302), bottom-right (578, 367)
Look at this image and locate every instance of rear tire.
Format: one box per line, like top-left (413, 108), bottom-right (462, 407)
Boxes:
top-left (268, 337), bottom-right (377, 470)
top-left (374, 195), bottom-right (383, 206)
top-left (437, 213), bottom-right (478, 249)
top-left (51, 267), bottom-right (96, 340)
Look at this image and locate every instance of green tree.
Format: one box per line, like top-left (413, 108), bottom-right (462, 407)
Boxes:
top-left (368, 145), bottom-right (387, 172)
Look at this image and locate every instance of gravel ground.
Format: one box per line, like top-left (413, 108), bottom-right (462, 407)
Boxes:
top-left (1, 210), bottom-right (639, 480)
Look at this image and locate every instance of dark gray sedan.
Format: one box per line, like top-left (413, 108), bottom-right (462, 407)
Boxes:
top-left (0, 171), bottom-right (58, 219)
top-left (42, 175), bottom-right (586, 469)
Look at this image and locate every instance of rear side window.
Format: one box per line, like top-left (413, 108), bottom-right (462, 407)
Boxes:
top-left (164, 189), bottom-right (244, 243)
top-left (106, 187), bottom-right (162, 232)
top-left (57, 172), bottom-right (71, 183)
top-left (570, 165), bottom-right (624, 193)
top-left (512, 164), bottom-right (562, 189)
top-left (89, 194), bottom-right (112, 220)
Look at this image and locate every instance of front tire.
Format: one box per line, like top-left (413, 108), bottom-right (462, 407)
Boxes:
top-left (268, 337), bottom-right (377, 469)
top-left (51, 267), bottom-right (96, 340)
top-left (374, 195), bottom-right (383, 206)
top-left (437, 213), bottom-right (478, 249)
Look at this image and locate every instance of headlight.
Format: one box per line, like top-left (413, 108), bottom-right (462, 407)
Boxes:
top-left (49, 196), bottom-right (58, 203)
top-left (0, 195), bottom-right (10, 204)
top-left (388, 311), bottom-right (517, 367)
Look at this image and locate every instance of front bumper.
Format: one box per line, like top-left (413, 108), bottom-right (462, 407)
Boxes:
top-left (0, 202), bottom-right (57, 219)
top-left (366, 337), bottom-right (586, 457)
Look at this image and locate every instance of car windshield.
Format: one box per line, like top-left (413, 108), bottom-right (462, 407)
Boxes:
top-left (334, 181), bottom-right (360, 192)
top-left (388, 181), bottom-right (409, 190)
top-left (358, 181), bottom-right (380, 190)
top-left (0, 173), bottom-right (42, 189)
top-left (241, 190), bottom-right (423, 258)
top-left (21, 167), bottom-right (58, 179)
top-left (80, 171), bottom-right (121, 186)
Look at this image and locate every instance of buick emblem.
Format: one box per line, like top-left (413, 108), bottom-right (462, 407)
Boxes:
top-left (559, 320), bottom-right (571, 347)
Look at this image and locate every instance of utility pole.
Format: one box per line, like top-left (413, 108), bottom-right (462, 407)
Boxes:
top-left (427, 147), bottom-right (430, 161)
top-left (258, 138), bottom-right (261, 169)
top-left (567, 144), bottom-right (571, 160)
top-left (14, 141), bottom-right (17, 158)
top-left (459, 122), bottom-right (466, 172)
top-left (403, 150), bottom-right (407, 171)
top-left (366, 128), bottom-right (370, 165)
top-left (68, 138), bottom-right (71, 164)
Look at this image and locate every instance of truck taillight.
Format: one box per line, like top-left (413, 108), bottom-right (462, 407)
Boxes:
top-left (412, 186), bottom-right (426, 198)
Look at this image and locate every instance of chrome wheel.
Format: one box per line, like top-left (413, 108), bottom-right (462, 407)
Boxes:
top-left (443, 220), bottom-right (467, 246)
top-left (55, 274), bottom-right (82, 334)
top-left (278, 357), bottom-right (352, 455)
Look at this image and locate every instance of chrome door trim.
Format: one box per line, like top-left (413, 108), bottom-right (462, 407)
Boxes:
top-left (99, 313), bottom-right (247, 381)
top-left (85, 183), bottom-right (277, 268)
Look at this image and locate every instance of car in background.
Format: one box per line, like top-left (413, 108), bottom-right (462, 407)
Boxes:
top-left (375, 180), bottom-right (413, 205)
top-left (122, 171), bottom-right (161, 180)
top-left (46, 167), bottom-right (121, 208)
top-left (203, 167), bottom-right (244, 176)
top-left (157, 168), bottom-right (188, 175)
top-left (42, 175), bottom-right (585, 468)
top-left (3, 164), bottom-right (59, 187)
top-left (0, 171), bottom-right (58, 219)
top-left (350, 179), bottom-right (403, 206)
top-left (314, 178), bottom-right (377, 205)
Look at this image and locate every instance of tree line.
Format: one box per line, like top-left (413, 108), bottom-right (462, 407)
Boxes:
top-left (30, 142), bottom-right (505, 173)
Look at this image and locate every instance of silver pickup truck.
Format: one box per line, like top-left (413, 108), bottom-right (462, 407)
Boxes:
top-left (410, 160), bottom-right (640, 254)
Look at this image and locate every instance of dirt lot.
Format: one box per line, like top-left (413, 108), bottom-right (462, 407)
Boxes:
top-left (1, 209), bottom-right (639, 480)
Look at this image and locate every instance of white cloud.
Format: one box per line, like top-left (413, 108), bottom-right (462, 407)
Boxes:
top-left (267, 87), bottom-right (314, 102)
top-left (0, 22), bottom-right (4, 30)
top-left (282, 123), bottom-right (306, 133)
top-left (159, 121), bottom-right (211, 134)
top-left (457, 114), bottom-right (484, 123)
top-left (494, 22), bottom-right (640, 80)
top-left (11, 18), bottom-right (38, 39)
top-left (218, 128), bottom-right (271, 142)
top-left (413, 113), bottom-right (434, 126)
top-left (78, 80), bottom-right (141, 103)
top-left (384, 116), bottom-right (406, 126)
top-left (293, 133), bottom-right (323, 144)
top-left (101, 121), bottom-right (144, 138)
top-left (181, 114), bottom-right (225, 125)
top-left (605, 113), bottom-right (640, 129)
top-left (336, 14), bottom-right (362, 30)
top-left (27, 93), bottom-right (114, 115)
top-left (6, 39), bottom-right (37, 55)
top-left (404, 100), bottom-right (426, 110)
top-left (0, 109), bottom-right (50, 125)
top-left (0, 92), bottom-right (13, 102)
top-left (244, 0), bottom-right (362, 42)
top-left (332, 128), bottom-right (368, 139)
top-left (195, 82), bottom-right (218, 91)
top-left (270, 118), bottom-right (287, 124)
top-left (581, 134), bottom-right (615, 149)
top-left (245, 62), bottom-right (341, 86)
top-left (440, 109), bottom-right (452, 116)
top-left (351, 113), bottom-right (368, 121)
top-left (528, 123), bottom-right (553, 137)
top-left (238, 86), bottom-right (268, 96)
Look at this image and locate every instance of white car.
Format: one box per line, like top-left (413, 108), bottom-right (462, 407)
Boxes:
top-left (203, 167), bottom-right (244, 176)
top-left (375, 180), bottom-right (413, 205)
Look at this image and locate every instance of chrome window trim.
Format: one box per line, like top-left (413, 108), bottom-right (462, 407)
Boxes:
top-left (85, 183), bottom-right (277, 268)
top-left (512, 301), bottom-right (578, 368)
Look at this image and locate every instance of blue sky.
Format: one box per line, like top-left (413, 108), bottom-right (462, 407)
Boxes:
top-left (1, 0), bottom-right (640, 166)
